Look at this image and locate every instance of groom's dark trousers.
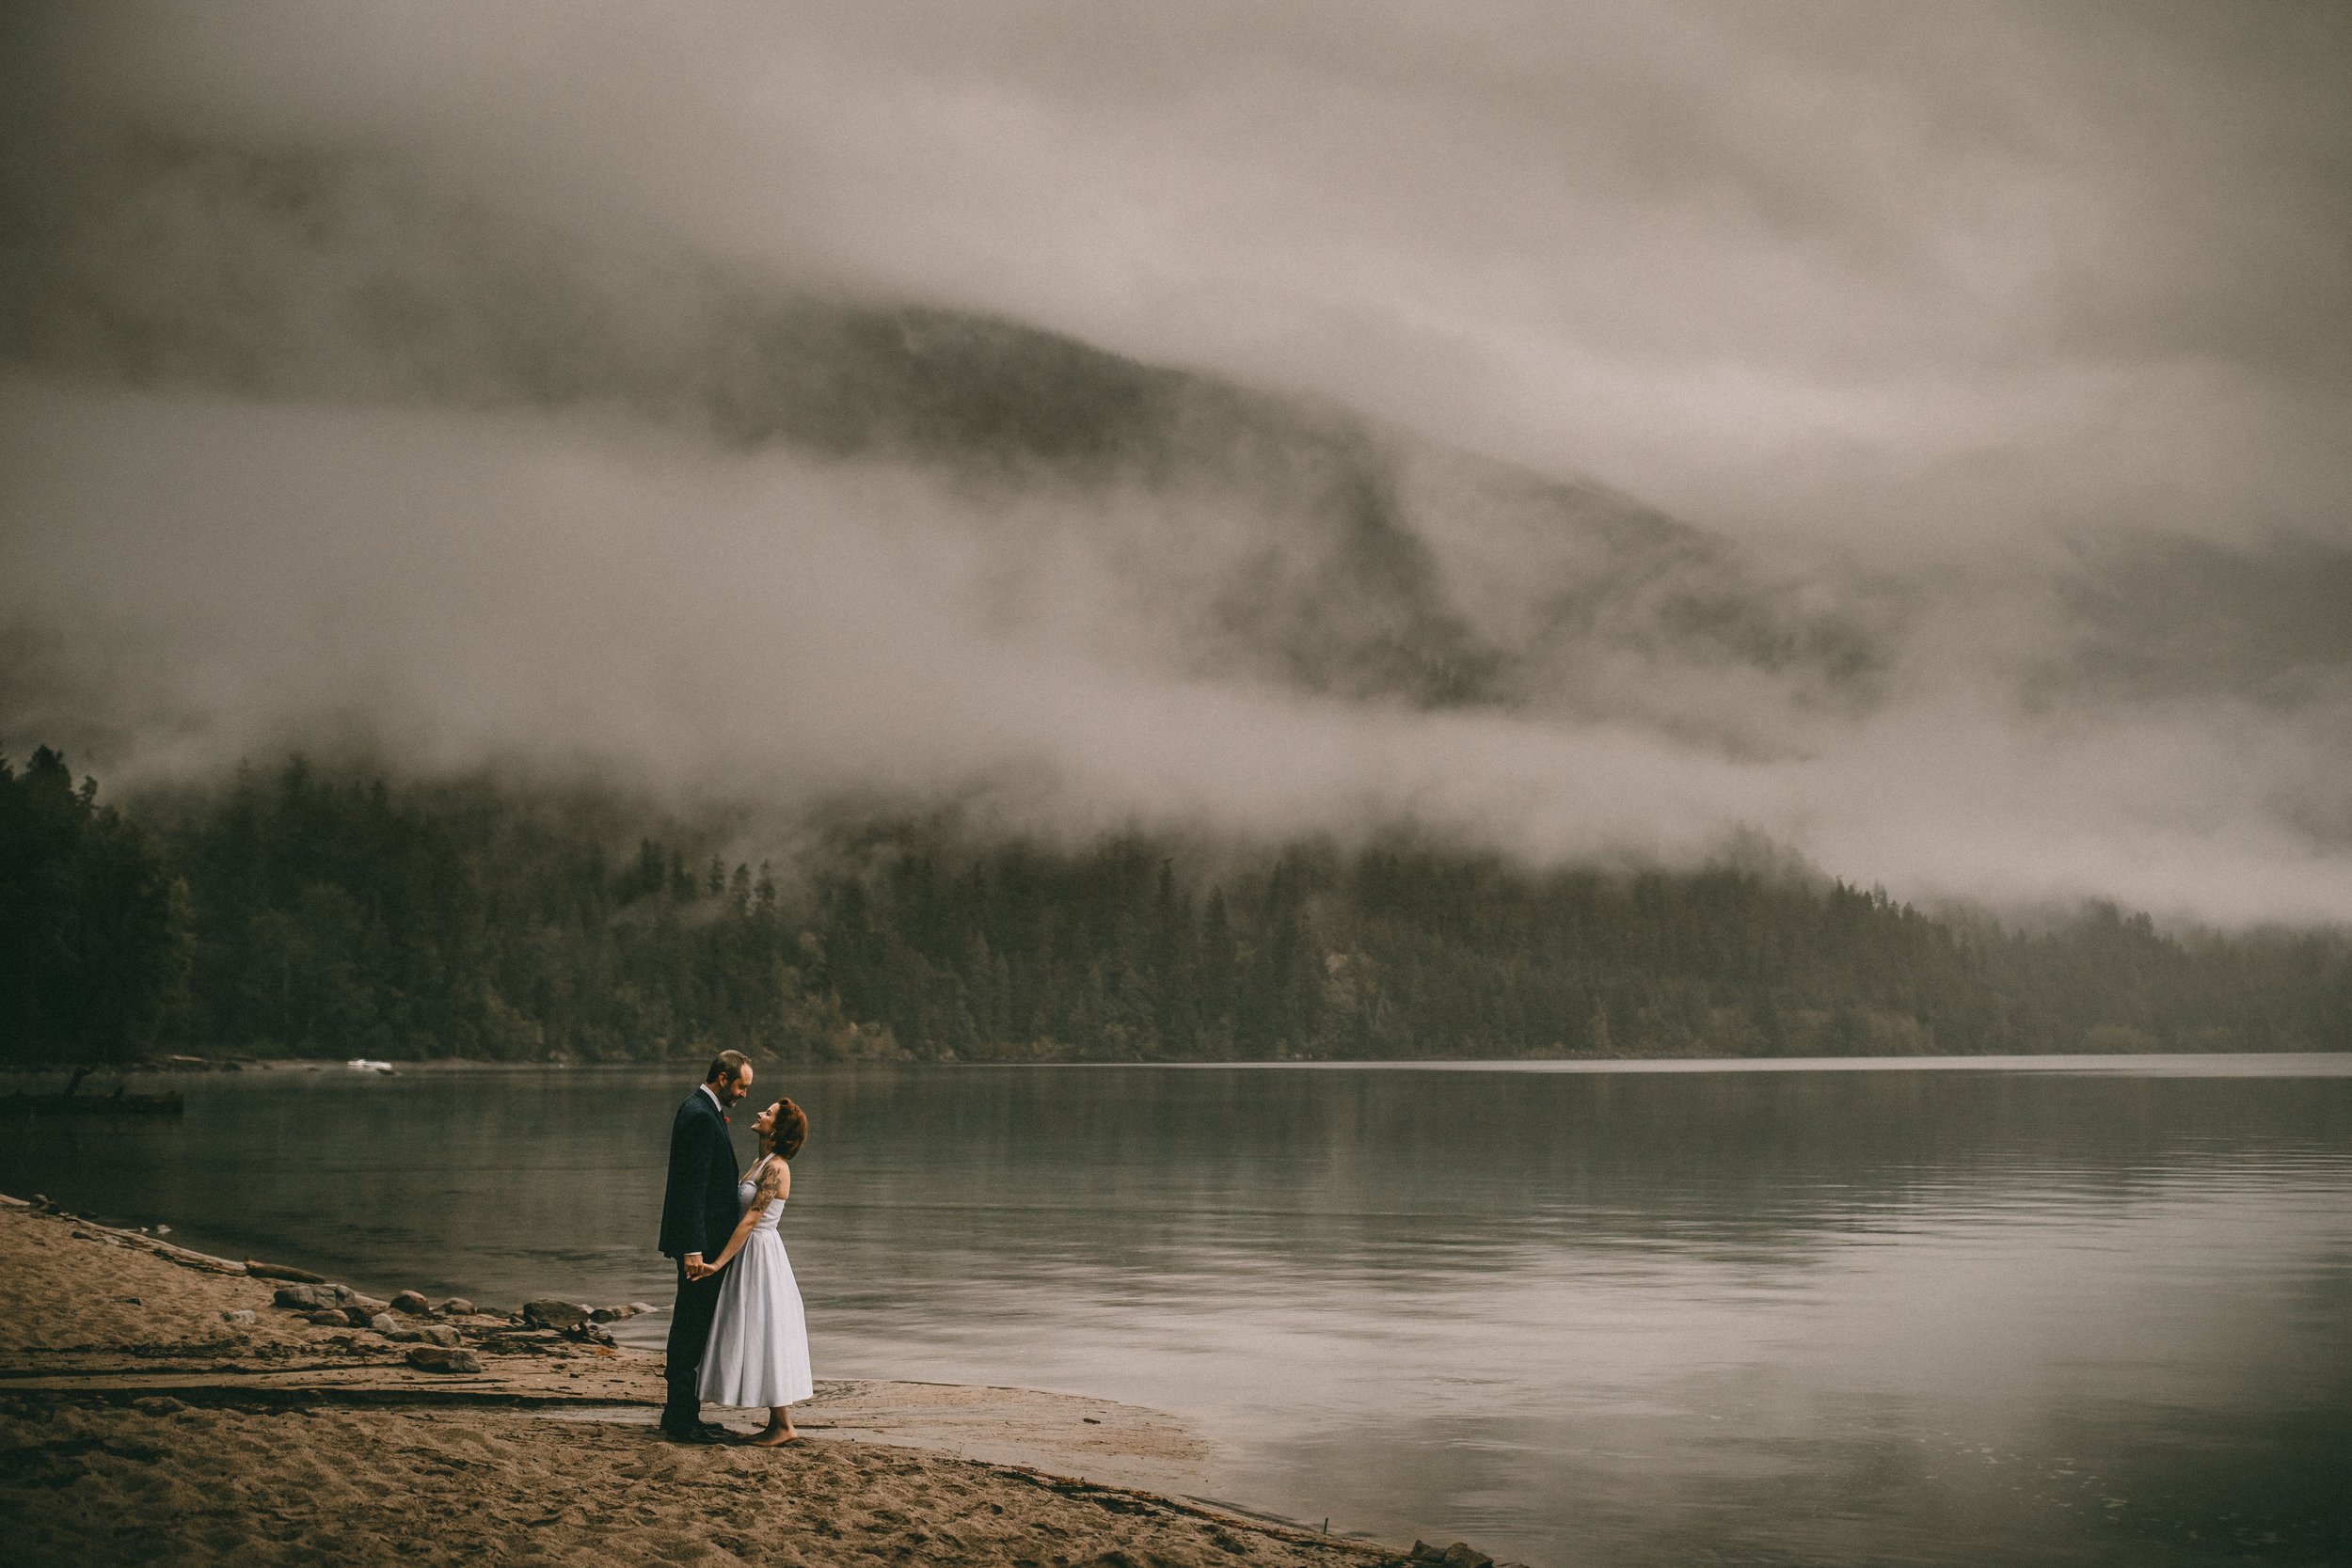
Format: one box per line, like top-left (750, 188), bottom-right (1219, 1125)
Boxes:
top-left (658, 1084), bottom-right (741, 1433)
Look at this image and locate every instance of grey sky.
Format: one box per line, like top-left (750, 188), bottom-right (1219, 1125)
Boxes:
top-left (3, 1), bottom-right (2349, 925)
top-left (31, 0), bottom-right (2347, 549)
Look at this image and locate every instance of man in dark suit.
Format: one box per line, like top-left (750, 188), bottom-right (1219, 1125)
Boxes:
top-left (658, 1049), bottom-right (753, 1441)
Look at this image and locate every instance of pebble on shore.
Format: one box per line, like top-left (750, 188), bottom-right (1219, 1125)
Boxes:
top-left (1409, 1543), bottom-right (1499, 1568)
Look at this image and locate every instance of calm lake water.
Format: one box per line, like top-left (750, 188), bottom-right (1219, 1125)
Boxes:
top-left (8, 1055), bottom-right (2351, 1568)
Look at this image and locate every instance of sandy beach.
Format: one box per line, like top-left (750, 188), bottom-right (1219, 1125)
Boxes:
top-left (0, 1195), bottom-right (1478, 1568)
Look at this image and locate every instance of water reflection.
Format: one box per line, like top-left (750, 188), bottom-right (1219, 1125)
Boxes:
top-left (5, 1057), bottom-right (2348, 1567)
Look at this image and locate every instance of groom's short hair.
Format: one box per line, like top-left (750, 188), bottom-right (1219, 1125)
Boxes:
top-left (706, 1049), bottom-right (752, 1086)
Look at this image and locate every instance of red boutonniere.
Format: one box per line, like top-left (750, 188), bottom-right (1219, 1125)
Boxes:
top-left (723, 1116), bottom-right (731, 1124)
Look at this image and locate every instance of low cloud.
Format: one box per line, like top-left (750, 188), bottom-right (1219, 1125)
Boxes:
top-left (5, 372), bottom-right (2347, 925)
top-left (24, 0), bottom-right (2346, 552)
top-left (2, 2), bottom-right (2348, 927)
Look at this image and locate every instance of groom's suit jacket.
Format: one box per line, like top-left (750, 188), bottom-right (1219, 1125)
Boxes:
top-left (659, 1086), bottom-right (741, 1259)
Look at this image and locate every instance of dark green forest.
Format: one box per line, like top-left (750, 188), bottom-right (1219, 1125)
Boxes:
top-left (3, 749), bottom-right (2347, 1066)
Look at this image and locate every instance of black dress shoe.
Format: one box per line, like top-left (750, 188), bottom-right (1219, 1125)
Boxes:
top-left (660, 1423), bottom-right (719, 1445)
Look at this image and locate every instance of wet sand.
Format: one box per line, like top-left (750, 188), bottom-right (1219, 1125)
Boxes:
top-left (0, 1195), bottom-right (1448, 1567)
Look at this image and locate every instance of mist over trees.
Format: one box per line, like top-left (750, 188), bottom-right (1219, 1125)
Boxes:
top-left (1, 752), bottom-right (2344, 1069)
top-left (8, 134), bottom-right (2352, 929)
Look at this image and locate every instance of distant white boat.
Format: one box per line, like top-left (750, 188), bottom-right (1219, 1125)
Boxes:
top-left (345, 1058), bottom-right (396, 1075)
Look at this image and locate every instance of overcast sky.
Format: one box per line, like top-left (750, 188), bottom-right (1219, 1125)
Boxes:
top-left (26, 0), bottom-right (2348, 551)
top-left (4, 1), bottom-right (2349, 924)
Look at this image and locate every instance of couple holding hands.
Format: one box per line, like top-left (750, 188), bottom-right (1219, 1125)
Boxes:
top-left (658, 1050), bottom-right (813, 1446)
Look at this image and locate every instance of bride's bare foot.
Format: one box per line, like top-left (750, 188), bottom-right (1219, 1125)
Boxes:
top-left (748, 1426), bottom-right (800, 1447)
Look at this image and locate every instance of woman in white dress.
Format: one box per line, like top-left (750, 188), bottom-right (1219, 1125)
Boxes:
top-left (686, 1097), bottom-right (813, 1445)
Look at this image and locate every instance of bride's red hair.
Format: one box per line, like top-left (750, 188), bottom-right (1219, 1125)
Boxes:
top-left (770, 1098), bottom-right (808, 1161)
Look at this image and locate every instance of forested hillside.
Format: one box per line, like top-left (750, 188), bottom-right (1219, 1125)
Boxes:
top-left (4, 750), bottom-right (2345, 1066)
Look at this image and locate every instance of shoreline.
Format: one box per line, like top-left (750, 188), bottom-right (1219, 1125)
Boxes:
top-left (0, 1193), bottom-right (1482, 1568)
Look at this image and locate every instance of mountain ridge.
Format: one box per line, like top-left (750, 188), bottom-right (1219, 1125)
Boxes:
top-left (0, 130), bottom-right (1892, 729)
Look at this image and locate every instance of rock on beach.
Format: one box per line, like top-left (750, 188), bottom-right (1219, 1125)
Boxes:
top-left (1410, 1544), bottom-right (1497, 1568)
top-left (405, 1345), bottom-right (483, 1374)
top-left (386, 1323), bottom-right (462, 1346)
top-left (520, 1299), bottom-right (592, 1331)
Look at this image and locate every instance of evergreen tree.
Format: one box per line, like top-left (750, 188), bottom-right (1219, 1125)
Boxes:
top-left (0, 749), bottom-right (189, 1063)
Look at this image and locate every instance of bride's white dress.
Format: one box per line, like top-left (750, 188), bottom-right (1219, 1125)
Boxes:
top-left (698, 1166), bottom-right (814, 1408)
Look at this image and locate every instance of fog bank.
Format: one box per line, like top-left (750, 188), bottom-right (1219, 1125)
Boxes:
top-left (3, 2), bottom-right (2348, 927)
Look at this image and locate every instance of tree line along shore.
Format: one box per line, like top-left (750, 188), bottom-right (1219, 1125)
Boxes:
top-left (4, 747), bottom-right (2347, 1067)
